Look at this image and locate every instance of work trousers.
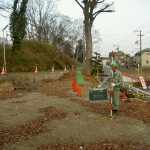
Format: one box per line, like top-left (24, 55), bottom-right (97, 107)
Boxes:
top-left (112, 89), bottom-right (121, 110)
top-left (108, 88), bottom-right (121, 110)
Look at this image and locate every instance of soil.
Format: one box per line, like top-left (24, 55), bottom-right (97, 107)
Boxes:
top-left (0, 72), bottom-right (150, 150)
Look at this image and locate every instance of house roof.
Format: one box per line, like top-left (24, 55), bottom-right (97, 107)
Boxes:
top-left (135, 48), bottom-right (150, 56)
top-left (109, 51), bottom-right (126, 57)
top-left (102, 57), bottom-right (109, 60)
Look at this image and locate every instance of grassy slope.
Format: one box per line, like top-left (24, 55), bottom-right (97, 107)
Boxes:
top-left (0, 39), bottom-right (77, 72)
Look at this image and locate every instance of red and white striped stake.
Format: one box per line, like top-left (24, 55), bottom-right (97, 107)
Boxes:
top-left (110, 50), bottom-right (114, 119)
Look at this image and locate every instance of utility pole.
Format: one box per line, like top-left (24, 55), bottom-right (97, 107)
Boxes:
top-left (2, 25), bottom-right (8, 73)
top-left (134, 30), bottom-right (144, 75)
top-left (139, 30), bottom-right (143, 75)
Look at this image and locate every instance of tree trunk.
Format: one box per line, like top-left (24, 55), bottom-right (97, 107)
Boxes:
top-left (74, 0), bottom-right (114, 75)
top-left (84, 21), bottom-right (92, 75)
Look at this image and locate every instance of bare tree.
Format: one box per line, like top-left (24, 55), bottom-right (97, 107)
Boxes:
top-left (50, 16), bottom-right (82, 58)
top-left (68, 19), bottom-right (84, 58)
top-left (92, 28), bottom-right (102, 53)
top-left (50, 15), bottom-right (72, 47)
top-left (26, 0), bottom-right (85, 59)
top-left (75, 0), bottom-right (114, 74)
top-left (26, 0), bottom-right (58, 41)
top-left (74, 39), bottom-right (84, 62)
top-left (0, 0), bottom-right (12, 17)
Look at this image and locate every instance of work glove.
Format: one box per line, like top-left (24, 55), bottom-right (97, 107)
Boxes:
top-left (111, 83), bottom-right (115, 87)
top-left (98, 85), bottom-right (102, 88)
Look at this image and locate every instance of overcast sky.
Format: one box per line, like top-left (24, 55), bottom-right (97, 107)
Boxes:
top-left (57, 0), bottom-right (150, 57)
top-left (1, 0), bottom-right (150, 57)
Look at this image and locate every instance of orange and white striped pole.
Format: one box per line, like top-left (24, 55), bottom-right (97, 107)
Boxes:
top-left (109, 50), bottom-right (114, 120)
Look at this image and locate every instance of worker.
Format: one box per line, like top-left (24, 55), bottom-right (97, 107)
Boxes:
top-left (98, 61), bottom-right (123, 115)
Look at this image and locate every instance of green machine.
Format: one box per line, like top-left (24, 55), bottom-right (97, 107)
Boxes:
top-left (89, 88), bottom-right (108, 102)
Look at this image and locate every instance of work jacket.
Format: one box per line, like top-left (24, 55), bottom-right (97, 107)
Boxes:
top-left (102, 70), bottom-right (123, 90)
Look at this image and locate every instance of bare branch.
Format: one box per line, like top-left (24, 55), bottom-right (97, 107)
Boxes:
top-left (75, 0), bottom-right (84, 10)
top-left (0, 14), bottom-right (9, 17)
top-left (97, 0), bottom-right (105, 4)
top-left (93, 2), bottom-right (114, 18)
top-left (0, 0), bottom-right (12, 17)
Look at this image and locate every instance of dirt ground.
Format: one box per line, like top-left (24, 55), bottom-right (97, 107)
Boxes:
top-left (0, 72), bottom-right (150, 150)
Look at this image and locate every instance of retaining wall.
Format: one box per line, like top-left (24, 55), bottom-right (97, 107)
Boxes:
top-left (0, 71), bottom-right (64, 83)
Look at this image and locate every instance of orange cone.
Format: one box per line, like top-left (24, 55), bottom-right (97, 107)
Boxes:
top-left (87, 77), bottom-right (91, 82)
top-left (72, 74), bottom-right (76, 90)
top-left (64, 67), bottom-right (66, 72)
top-left (121, 91), bottom-right (126, 100)
top-left (77, 85), bottom-right (82, 96)
top-left (74, 81), bottom-right (78, 91)
top-left (52, 66), bottom-right (54, 72)
top-left (1, 67), bottom-right (5, 75)
top-left (34, 66), bottom-right (38, 74)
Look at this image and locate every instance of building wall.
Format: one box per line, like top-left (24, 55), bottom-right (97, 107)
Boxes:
top-left (102, 59), bottom-right (108, 66)
top-left (126, 56), bottom-right (132, 67)
top-left (142, 52), bottom-right (150, 67)
top-left (112, 51), bottom-right (126, 67)
top-left (135, 55), bottom-right (140, 64)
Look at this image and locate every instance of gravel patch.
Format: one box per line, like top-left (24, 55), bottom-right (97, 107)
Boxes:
top-left (0, 72), bottom-right (150, 150)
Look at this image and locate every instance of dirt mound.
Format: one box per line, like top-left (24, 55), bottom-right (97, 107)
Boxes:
top-left (0, 82), bottom-right (14, 93)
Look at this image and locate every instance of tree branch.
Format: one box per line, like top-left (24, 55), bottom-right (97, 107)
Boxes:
top-left (0, 14), bottom-right (9, 17)
top-left (97, 0), bottom-right (105, 4)
top-left (93, 2), bottom-right (114, 18)
top-left (74, 0), bottom-right (84, 10)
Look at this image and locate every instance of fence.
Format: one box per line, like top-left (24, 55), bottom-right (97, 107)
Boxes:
top-left (123, 82), bottom-right (150, 96)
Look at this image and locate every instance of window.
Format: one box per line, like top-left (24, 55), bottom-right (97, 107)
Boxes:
top-left (146, 60), bottom-right (149, 64)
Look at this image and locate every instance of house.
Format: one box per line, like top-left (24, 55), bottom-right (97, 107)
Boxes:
top-left (102, 57), bottom-right (110, 67)
top-left (132, 55), bottom-right (137, 67)
top-left (134, 48), bottom-right (150, 68)
top-left (126, 54), bottom-right (132, 68)
top-left (109, 51), bottom-right (127, 67)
